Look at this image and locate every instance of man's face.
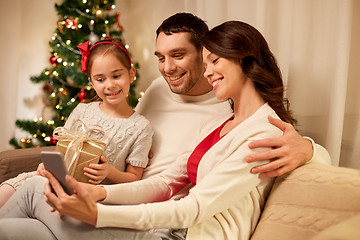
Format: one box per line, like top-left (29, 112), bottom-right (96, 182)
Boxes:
top-left (155, 32), bottom-right (206, 96)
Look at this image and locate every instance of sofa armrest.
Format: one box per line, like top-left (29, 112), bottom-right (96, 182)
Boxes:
top-left (0, 146), bottom-right (55, 183)
top-left (251, 163), bottom-right (360, 240)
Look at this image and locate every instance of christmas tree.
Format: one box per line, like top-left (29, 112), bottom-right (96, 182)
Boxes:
top-left (9, 0), bottom-right (140, 149)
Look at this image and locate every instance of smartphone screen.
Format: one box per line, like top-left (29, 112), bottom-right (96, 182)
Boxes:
top-left (41, 151), bottom-right (74, 195)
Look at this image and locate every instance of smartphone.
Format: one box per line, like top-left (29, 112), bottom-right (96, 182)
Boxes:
top-left (41, 151), bottom-right (74, 195)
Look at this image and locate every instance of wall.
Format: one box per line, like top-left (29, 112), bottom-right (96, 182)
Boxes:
top-left (0, 0), bottom-right (21, 151)
top-left (0, 0), bottom-right (58, 151)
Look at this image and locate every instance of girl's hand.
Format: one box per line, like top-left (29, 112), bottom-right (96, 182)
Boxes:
top-left (43, 170), bottom-right (106, 226)
top-left (36, 163), bottom-right (46, 177)
top-left (83, 156), bottom-right (110, 184)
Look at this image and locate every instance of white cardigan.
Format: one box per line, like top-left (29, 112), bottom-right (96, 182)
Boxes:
top-left (96, 103), bottom-right (282, 240)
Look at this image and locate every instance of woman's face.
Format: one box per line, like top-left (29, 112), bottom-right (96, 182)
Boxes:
top-left (202, 48), bottom-right (247, 101)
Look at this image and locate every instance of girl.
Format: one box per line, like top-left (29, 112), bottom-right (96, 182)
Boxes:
top-left (0, 21), bottom-right (295, 240)
top-left (0, 39), bottom-right (153, 207)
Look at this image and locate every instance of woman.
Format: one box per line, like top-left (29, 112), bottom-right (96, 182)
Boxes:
top-left (0, 21), bottom-right (296, 240)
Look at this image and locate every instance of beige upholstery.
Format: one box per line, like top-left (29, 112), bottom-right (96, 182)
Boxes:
top-left (251, 163), bottom-right (360, 240)
top-left (310, 213), bottom-right (360, 240)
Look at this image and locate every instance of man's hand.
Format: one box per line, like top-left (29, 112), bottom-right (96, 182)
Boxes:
top-left (43, 170), bottom-right (106, 226)
top-left (245, 116), bottom-right (313, 177)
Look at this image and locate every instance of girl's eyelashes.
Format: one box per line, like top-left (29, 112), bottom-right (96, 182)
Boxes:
top-left (95, 78), bottom-right (104, 82)
top-left (92, 71), bottom-right (124, 81)
top-left (93, 75), bottom-right (122, 82)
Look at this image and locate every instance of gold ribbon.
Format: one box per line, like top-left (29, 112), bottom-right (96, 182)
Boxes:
top-left (53, 119), bottom-right (106, 176)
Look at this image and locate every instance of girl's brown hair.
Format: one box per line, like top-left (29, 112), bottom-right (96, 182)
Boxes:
top-left (87, 38), bottom-right (131, 76)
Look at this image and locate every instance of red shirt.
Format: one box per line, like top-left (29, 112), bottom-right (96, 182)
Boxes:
top-left (187, 119), bottom-right (230, 185)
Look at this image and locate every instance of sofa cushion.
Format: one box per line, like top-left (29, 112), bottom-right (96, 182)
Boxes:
top-left (310, 213), bottom-right (360, 240)
top-left (0, 146), bottom-right (55, 183)
top-left (250, 163), bottom-right (360, 240)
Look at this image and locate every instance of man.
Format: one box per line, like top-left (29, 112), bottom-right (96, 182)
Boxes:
top-left (0, 13), bottom-right (330, 240)
top-left (137, 12), bottom-right (329, 181)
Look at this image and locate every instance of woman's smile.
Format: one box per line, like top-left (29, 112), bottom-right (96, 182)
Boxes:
top-left (210, 77), bottom-right (223, 90)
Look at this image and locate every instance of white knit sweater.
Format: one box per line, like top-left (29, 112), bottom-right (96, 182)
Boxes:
top-left (65, 102), bottom-right (153, 172)
top-left (3, 102), bottom-right (153, 188)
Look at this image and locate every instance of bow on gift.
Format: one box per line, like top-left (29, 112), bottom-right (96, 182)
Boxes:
top-left (53, 119), bottom-right (106, 176)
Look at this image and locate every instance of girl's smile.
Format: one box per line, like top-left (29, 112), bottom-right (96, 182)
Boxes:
top-left (89, 53), bottom-right (135, 118)
top-left (105, 89), bottom-right (122, 97)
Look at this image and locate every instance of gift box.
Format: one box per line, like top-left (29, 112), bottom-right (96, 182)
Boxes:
top-left (53, 120), bottom-right (106, 183)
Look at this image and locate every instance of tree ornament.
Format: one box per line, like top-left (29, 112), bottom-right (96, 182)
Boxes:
top-left (65, 18), bottom-right (78, 30)
top-left (62, 88), bottom-right (68, 96)
top-left (20, 138), bottom-right (33, 148)
top-left (89, 32), bottom-right (99, 44)
top-left (42, 82), bottom-right (53, 94)
top-left (105, 24), bottom-right (110, 36)
top-left (49, 135), bottom-right (57, 145)
top-left (58, 86), bottom-right (69, 97)
top-left (78, 88), bottom-right (87, 102)
top-left (116, 12), bottom-right (124, 31)
top-left (49, 55), bottom-right (58, 66)
top-left (94, 7), bottom-right (104, 19)
top-left (57, 20), bottom-right (65, 33)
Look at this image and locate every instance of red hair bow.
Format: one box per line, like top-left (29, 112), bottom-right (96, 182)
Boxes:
top-left (77, 41), bottom-right (90, 74)
top-left (77, 41), bottom-right (131, 75)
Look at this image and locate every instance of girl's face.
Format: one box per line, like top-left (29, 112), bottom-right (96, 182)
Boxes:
top-left (89, 53), bottom-right (135, 109)
top-left (202, 48), bottom-right (247, 101)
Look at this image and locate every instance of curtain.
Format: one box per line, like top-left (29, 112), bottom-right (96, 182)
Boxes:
top-left (185, 0), bottom-right (359, 168)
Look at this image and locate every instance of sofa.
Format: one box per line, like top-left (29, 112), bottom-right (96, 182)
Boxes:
top-left (1, 147), bottom-right (360, 239)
